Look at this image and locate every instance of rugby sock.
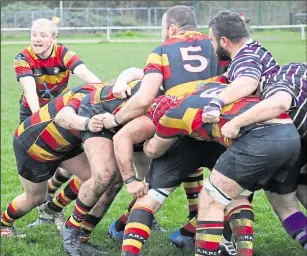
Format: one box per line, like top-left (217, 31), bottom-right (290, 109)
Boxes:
top-left (183, 168), bottom-right (204, 220)
top-left (282, 211), bottom-right (307, 249)
top-left (223, 214), bottom-right (232, 241)
top-left (1, 199), bottom-right (24, 227)
top-left (115, 198), bottom-right (137, 232)
top-left (47, 168), bottom-right (72, 197)
top-left (65, 198), bottom-right (92, 230)
top-left (80, 214), bottom-right (102, 241)
top-left (229, 205), bottom-right (254, 256)
top-left (179, 216), bottom-right (197, 238)
top-left (121, 205), bottom-right (154, 256)
top-left (195, 221), bottom-right (224, 256)
top-left (47, 177), bottom-right (80, 212)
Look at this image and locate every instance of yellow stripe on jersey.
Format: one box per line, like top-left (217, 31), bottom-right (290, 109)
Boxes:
top-left (182, 108), bottom-right (199, 133)
top-left (159, 116), bottom-right (188, 132)
top-left (146, 53), bottom-right (162, 65)
top-left (46, 123), bottom-right (71, 147)
top-left (93, 87), bottom-right (103, 105)
top-left (165, 77), bottom-right (216, 96)
top-left (14, 59), bottom-right (31, 68)
top-left (63, 50), bottom-right (78, 66)
top-left (212, 123), bottom-right (222, 138)
top-left (62, 90), bottom-right (73, 104)
top-left (27, 144), bottom-right (59, 161)
top-left (222, 102), bottom-right (235, 113)
top-left (39, 105), bottom-right (51, 121)
top-left (35, 71), bottom-right (69, 85)
top-left (128, 80), bottom-right (140, 88)
top-left (17, 122), bottom-right (25, 137)
top-left (162, 53), bottom-right (170, 66)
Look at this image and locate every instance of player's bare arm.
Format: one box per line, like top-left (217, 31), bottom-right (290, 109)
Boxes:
top-left (55, 106), bottom-right (104, 132)
top-left (144, 135), bottom-right (178, 159)
top-left (73, 64), bottom-right (102, 83)
top-left (19, 76), bottom-right (40, 113)
top-left (102, 73), bottom-right (163, 129)
top-left (221, 91), bottom-right (293, 138)
top-left (113, 67), bottom-right (144, 99)
top-left (113, 115), bottom-right (154, 198)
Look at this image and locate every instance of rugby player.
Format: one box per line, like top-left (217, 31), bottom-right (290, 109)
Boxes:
top-left (109, 82), bottom-right (300, 256)
top-left (100, 6), bottom-right (233, 252)
top-left (14, 17), bottom-right (102, 228)
top-left (220, 62), bottom-right (307, 250)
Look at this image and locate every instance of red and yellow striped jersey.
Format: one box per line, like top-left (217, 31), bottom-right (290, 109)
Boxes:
top-left (155, 83), bottom-right (291, 147)
top-left (14, 44), bottom-right (83, 108)
top-left (143, 31), bottom-right (229, 97)
top-left (14, 83), bottom-right (103, 162)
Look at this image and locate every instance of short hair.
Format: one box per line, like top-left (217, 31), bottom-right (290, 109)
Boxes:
top-left (164, 5), bottom-right (197, 31)
top-left (209, 11), bottom-right (250, 43)
top-left (32, 18), bottom-right (58, 36)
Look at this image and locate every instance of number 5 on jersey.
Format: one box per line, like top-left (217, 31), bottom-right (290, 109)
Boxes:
top-left (180, 46), bottom-right (208, 73)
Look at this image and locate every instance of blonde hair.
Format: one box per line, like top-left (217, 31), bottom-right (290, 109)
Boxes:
top-left (32, 18), bottom-right (58, 36)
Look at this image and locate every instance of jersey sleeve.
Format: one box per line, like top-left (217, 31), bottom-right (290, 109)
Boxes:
top-left (62, 47), bottom-right (84, 72)
top-left (230, 53), bottom-right (262, 82)
top-left (155, 108), bottom-right (189, 138)
top-left (66, 93), bottom-right (85, 112)
top-left (14, 53), bottom-right (33, 81)
top-left (143, 45), bottom-right (164, 76)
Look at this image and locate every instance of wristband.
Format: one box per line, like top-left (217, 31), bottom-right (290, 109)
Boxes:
top-left (124, 176), bottom-right (140, 184)
top-left (209, 97), bottom-right (225, 110)
top-left (84, 118), bottom-right (91, 131)
top-left (114, 115), bottom-right (121, 126)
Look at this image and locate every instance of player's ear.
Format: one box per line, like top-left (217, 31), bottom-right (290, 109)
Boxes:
top-left (220, 36), bottom-right (228, 48)
top-left (169, 23), bottom-right (178, 36)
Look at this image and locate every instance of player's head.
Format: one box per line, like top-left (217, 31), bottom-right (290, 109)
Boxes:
top-left (162, 5), bottom-right (197, 41)
top-left (149, 95), bottom-right (177, 125)
top-left (208, 11), bottom-right (250, 59)
top-left (31, 18), bottom-right (58, 57)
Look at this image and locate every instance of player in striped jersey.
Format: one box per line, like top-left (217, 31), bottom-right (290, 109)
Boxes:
top-left (221, 62), bottom-right (307, 250)
top-left (108, 82), bottom-right (300, 256)
top-left (201, 11), bottom-right (280, 125)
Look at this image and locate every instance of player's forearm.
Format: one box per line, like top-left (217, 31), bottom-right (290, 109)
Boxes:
top-left (23, 89), bottom-right (40, 113)
top-left (117, 67), bottom-right (144, 83)
top-left (74, 64), bottom-right (101, 83)
top-left (113, 136), bottom-right (136, 180)
top-left (218, 77), bottom-right (258, 105)
top-left (55, 107), bottom-right (88, 131)
top-left (229, 92), bottom-right (292, 128)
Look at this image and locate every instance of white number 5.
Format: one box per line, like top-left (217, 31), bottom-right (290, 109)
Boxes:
top-left (180, 46), bottom-right (208, 73)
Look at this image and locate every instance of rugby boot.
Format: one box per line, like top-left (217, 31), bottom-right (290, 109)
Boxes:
top-left (26, 202), bottom-right (66, 233)
top-left (1, 225), bottom-right (26, 238)
top-left (151, 217), bottom-right (166, 232)
top-left (170, 229), bottom-right (194, 249)
top-left (107, 220), bottom-right (124, 241)
top-left (62, 224), bottom-right (82, 256)
top-left (218, 236), bottom-right (237, 256)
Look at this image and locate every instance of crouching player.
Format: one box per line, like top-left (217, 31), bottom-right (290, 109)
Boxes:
top-left (106, 82), bottom-right (301, 256)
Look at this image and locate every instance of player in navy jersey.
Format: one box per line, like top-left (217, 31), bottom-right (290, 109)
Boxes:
top-left (221, 62), bottom-right (307, 250)
top-left (201, 10), bottom-right (280, 125)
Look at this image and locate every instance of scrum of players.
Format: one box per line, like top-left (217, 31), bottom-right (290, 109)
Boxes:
top-left (1, 5), bottom-right (306, 256)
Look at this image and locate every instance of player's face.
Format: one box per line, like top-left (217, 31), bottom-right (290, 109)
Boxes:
top-left (208, 28), bottom-right (231, 59)
top-left (31, 24), bottom-right (56, 58)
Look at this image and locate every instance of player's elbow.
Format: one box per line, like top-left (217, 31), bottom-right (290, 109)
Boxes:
top-left (272, 92), bottom-right (292, 113)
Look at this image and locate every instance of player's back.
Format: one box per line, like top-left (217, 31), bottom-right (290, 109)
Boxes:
top-left (145, 32), bottom-right (220, 96)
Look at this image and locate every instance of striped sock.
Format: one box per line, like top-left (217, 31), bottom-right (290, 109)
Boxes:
top-left (183, 168), bottom-right (204, 219)
top-left (180, 216), bottom-right (197, 237)
top-left (48, 177), bottom-right (80, 212)
top-left (80, 214), bottom-right (102, 241)
top-left (47, 168), bottom-right (72, 197)
top-left (65, 198), bottom-right (93, 230)
top-left (195, 221), bottom-right (223, 256)
top-left (121, 205), bottom-right (154, 256)
top-left (282, 211), bottom-right (307, 249)
top-left (115, 198), bottom-right (137, 232)
top-left (223, 214), bottom-right (232, 241)
top-left (229, 205), bottom-right (254, 256)
top-left (1, 199), bottom-right (25, 227)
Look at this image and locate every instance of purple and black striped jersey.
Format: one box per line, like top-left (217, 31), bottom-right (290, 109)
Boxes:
top-left (226, 39), bottom-right (280, 86)
top-left (260, 63), bottom-right (307, 140)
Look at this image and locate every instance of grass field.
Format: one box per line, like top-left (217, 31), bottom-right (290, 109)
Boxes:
top-left (1, 32), bottom-right (307, 256)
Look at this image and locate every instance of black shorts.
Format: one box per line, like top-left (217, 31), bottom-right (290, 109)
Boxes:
top-left (214, 124), bottom-right (301, 193)
top-left (19, 103), bottom-right (32, 124)
top-left (145, 136), bottom-right (226, 188)
top-left (13, 137), bottom-right (83, 183)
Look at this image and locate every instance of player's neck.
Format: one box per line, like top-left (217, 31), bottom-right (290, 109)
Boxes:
top-left (230, 38), bottom-right (250, 59)
top-left (36, 45), bottom-right (54, 59)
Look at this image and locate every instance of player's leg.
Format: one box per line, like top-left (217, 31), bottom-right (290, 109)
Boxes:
top-left (297, 164), bottom-right (307, 208)
top-left (47, 168), bottom-right (73, 199)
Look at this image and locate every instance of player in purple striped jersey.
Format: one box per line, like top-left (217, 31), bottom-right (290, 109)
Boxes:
top-left (201, 10), bottom-right (280, 124)
top-left (221, 62), bottom-right (307, 250)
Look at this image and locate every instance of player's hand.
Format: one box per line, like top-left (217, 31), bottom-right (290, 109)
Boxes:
top-left (100, 113), bottom-right (118, 129)
top-left (88, 115), bottom-right (104, 132)
top-left (202, 97), bottom-right (224, 123)
top-left (221, 120), bottom-right (241, 138)
top-left (112, 79), bottom-right (131, 99)
top-left (126, 180), bottom-right (149, 198)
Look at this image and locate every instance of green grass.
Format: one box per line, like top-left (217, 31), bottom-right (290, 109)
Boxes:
top-left (1, 34), bottom-right (307, 256)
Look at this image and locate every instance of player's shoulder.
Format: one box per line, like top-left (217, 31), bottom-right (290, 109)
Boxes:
top-left (15, 46), bottom-right (32, 60)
